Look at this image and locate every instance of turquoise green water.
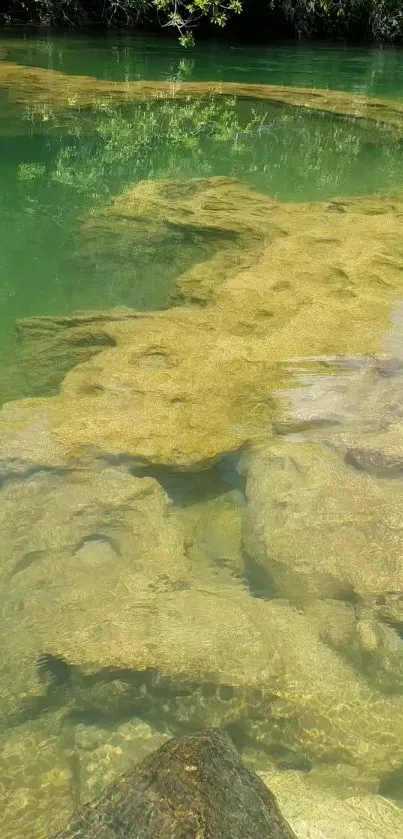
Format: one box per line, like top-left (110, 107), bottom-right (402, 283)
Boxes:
top-left (3, 34), bottom-right (403, 97)
top-left (2, 35), bottom-right (403, 837)
top-left (1, 37), bottom-right (403, 401)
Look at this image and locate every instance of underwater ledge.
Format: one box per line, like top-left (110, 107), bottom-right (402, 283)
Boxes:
top-left (1, 56), bottom-right (403, 134)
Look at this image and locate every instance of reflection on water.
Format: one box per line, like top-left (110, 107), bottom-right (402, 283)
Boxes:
top-left (1, 35), bottom-right (403, 839)
top-left (43, 97), bottom-right (403, 201)
top-left (2, 89), bottom-right (403, 403)
top-left (3, 33), bottom-right (403, 99)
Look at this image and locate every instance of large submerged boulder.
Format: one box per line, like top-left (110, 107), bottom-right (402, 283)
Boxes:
top-left (243, 439), bottom-right (403, 601)
top-left (2, 536), bottom-right (403, 791)
top-left (51, 728), bottom-right (297, 839)
top-left (0, 465), bottom-right (191, 717)
top-left (242, 436), bottom-right (403, 695)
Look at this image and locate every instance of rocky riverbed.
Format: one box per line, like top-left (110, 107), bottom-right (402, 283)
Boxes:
top-left (1, 61), bottom-right (403, 839)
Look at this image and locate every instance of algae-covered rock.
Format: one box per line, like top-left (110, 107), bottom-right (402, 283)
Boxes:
top-left (81, 177), bottom-right (280, 307)
top-left (2, 57), bottom-right (403, 135)
top-left (51, 728), bottom-right (297, 839)
top-left (214, 189), bottom-right (403, 358)
top-left (0, 308), bottom-right (276, 474)
top-left (243, 440), bottom-right (403, 601)
top-left (3, 550), bottom-right (403, 791)
top-left (9, 174), bottom-right (279, 399)
top-left (263, 772), bottom-right (403, 839)
top-left (1, 456), bottom-right (401, 782)
top-left (4, 179), bottom-right (403, 475)
top-left (0, 465), bottom-right (190, 715)
top-left (2, 172), bottom-right (403, 838)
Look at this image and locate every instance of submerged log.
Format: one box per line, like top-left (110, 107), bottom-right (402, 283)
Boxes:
top-left (52, 728), bottom-right (297, 838)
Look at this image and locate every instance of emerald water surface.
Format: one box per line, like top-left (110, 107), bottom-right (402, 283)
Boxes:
top-left (2, 33), bottom-right (403, 839)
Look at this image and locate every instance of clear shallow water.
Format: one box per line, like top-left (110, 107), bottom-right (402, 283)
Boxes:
top-left (1, 34), bottom-right (403, 838)
top-left (1, 39), bottom-right (403, 398)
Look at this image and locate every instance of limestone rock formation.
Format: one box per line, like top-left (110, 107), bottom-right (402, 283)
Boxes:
top-left (1, 165), bottom-right (403, 839)
top-left (0, 465), bottom-right (191, 716)
top-left (3, 178), bottom-right (403, 476)
top-left (3, 540), bottom-right (403, 791)
top-left (271, 347), bottom-right (403, 477)
top-left (81, 177), bottom-right (279, 307)
top-left (243, 440), bottom-right (403, 601)
top-left (0, 316), bottom-right (273, 474)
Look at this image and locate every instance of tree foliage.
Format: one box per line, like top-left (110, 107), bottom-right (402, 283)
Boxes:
top-left (1, 0), bottom-right (242, 41)
top-left (1, 0), bottom-right (403, 41)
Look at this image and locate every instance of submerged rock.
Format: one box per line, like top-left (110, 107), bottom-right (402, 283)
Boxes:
top-left (177, 490), bottom-right (245, 582)
top-left (0, 465), bottom-right (191, 717)
top-left (51, 728), bottom-right (297, 839)
top-left (265, 771), bottom-right (403, 839)
top-left (243, 438), bottom-right (403, 694)
top-left (3, 539), bottom-right (403, 793)
top-left (3, 179), bottom-right (403, 474)
top-left (0, 712), bottom-right (75, 839)
top-left (81, 177), bottom-right (279, 307)
top-left (243, 440), bottom-right (403, 602)
top-left (2, 57), bottom-right (403, 136)
top-left (2, 173), bottom-right (403, 836)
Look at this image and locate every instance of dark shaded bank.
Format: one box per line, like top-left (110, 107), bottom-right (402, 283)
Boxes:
top-left (1, 0), bottom-right (403, 43)
top-left (51, 728), bottom-right (297, 839)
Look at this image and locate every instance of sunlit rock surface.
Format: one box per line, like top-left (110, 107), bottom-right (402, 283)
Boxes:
top-left (243, 440), bottom-right (403, 601)
top-left (0, 314), bottom-right (274, 472)
top-left (3, 179), bottom-right (403, 474)
top-left (81, 177), bottom-right (278, 307)
top-left (0, 467), bottom-right (190, 716)
top-left (263, 772), bottom-right (403, 839)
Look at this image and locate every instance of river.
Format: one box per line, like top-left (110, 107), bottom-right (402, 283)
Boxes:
top-left (0, 33), bottom-right (403, 839)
